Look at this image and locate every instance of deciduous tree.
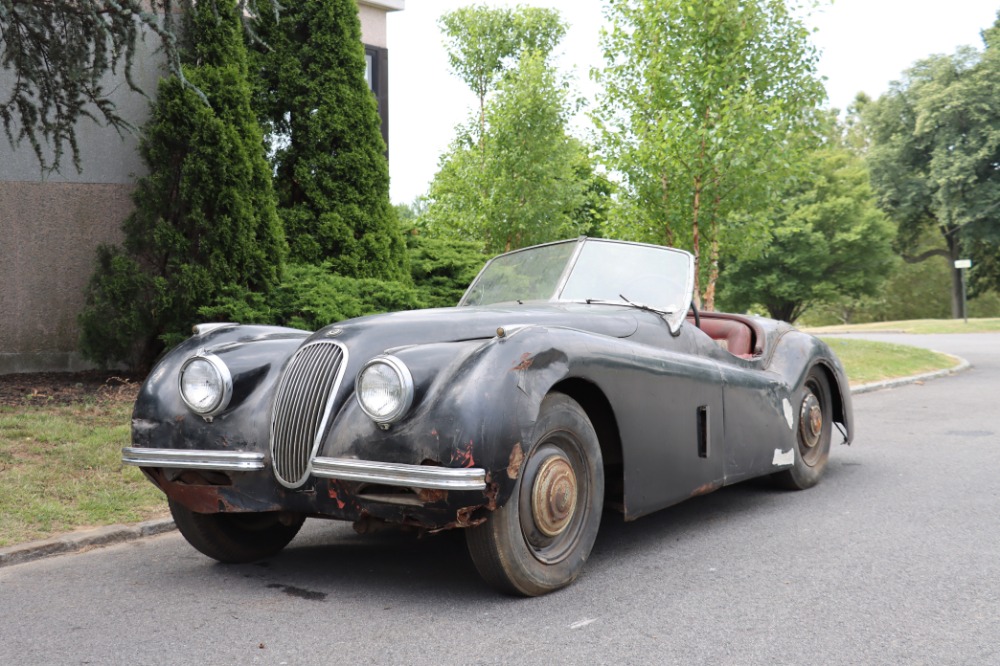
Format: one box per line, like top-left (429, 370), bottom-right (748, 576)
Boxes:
top-left (865, 17), bottom-right (1000, 317)
top-left (438, 5), bottom-right (566, 142)
top-left (424, 6), bottom-right (596, 254)
top-left (721, 139), bottom-right (895, 322)
top-left (425, 50), bottom-right (589, 253)
top-left (594, 0), bottom-right (825, 310)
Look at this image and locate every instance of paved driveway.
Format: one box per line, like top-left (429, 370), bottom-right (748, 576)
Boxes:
top-left (1, 333), bottom-right (997, 665)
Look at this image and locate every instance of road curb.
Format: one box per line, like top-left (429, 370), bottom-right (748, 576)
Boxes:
top-left (849, 354), bottom-right (971, 395)
top-left (0, 518), bottom-right (175, 569)
top-left (1, 353), bottom-right (972, 569)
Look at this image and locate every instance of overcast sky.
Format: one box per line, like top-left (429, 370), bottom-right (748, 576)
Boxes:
top-left (385, 0), bottom-right (1000, 205)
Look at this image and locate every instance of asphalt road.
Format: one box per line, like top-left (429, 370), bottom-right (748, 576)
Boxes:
top-left (1, 333), bottom-right (997, 665)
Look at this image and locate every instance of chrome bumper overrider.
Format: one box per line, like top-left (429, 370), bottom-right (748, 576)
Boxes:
top-left (121, 447), bottom-right (265, 471)
top-left (312, 457), bottom-right (487, 491)
top-left (121, 448), bottom-right (487, 491)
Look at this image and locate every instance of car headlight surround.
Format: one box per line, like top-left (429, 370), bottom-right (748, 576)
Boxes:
top-left (178, 353), bottom-right (233, 418)
top-left (356, 355), bottom-right (414, 425)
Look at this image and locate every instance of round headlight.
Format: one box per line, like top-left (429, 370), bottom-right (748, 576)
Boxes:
top-left (178, 354), bottom-right (233, 417)
top-left (356, 356), bottom-right (414, 424)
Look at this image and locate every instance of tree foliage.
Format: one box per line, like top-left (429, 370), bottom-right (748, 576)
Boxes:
top-left (0, 0), bottom-right (276, 172)
top-left (204, 263), bottom-right (425, 332)
top-left (249, 0), bottom-right (407, 278)
top-left (79, 1), bottom-right (284, 371)
top-left (438, 5), bottom-right (566, 137)
top-left (425, 50), bottom-right (590, 253)
top-left (864, 17), bottom-right (1000, 316)
top-left (721, 137), bottom-right (895, 322)
top-left (424, 6), bottom-right (597, 254)
top-left (594, 0), bottom-right (825, 310)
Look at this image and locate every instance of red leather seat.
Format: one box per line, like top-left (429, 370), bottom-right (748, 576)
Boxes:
top-left (697, 318), bottom-right (753, 357)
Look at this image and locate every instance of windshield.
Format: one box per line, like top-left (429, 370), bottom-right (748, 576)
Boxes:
top-left (460, 238), bottom-right (694, 332)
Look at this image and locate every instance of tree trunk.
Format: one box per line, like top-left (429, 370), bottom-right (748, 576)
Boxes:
top-left (691, 176), bottom-right (702, 308)
top-left (660, 173), bottom-right (674, 246)
top-left (704, 234), bottom-right (719, 312)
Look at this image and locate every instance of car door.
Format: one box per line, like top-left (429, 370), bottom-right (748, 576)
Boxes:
top-left (607, 324), bottom-right (727, 520)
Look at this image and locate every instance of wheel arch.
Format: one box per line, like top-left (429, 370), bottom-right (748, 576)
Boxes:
top-left (814, 359), bottom-right (851, 443)
top-left (549, 377), bottom-right (624, 513)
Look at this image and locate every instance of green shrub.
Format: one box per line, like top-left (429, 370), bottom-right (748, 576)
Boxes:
top-left (79, 2), bottom-right (284, 371)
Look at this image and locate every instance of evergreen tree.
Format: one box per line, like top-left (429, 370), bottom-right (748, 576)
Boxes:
top-left (251, 0), bottom-right (407, 279)
top-left (79, 1), bottom-right (285, 371)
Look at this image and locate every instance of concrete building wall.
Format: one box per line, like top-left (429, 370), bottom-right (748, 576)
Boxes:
top-left (0, 2), bottom-right (403, 375)
top-left (0, 36), bottom-right (163, 375)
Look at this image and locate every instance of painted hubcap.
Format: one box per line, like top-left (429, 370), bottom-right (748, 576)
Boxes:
top-left (799, 392), bottom-right (823, 449)
top-left (531, 456), bottom-right (578, 537)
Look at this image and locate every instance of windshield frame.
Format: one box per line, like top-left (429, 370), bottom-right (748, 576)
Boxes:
top-left (459, 237), bottom-right (695, 333)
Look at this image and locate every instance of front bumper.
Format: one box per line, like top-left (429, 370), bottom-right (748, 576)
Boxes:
top-left (122, 447), bottom-right (486, 491)
top-left (121, 447), bottom-right (265, 471)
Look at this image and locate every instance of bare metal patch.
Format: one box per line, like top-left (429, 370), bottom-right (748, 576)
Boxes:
top-left (772, 448), bottom-right (794, 467)
top-left (508, 442), bottom-right (524, 479)
top-left (782, 398), bottom-right (794, 429)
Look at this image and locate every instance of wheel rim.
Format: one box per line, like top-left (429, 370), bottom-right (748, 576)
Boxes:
top-left (798, 380), bottom-right (827, 466)
top-left (518, 435), bottom-right (589, 565)
top-left (531, 455), bottom-right (578, 537)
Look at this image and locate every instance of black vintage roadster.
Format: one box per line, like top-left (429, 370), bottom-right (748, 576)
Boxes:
top-left (124, 237), bottom-right (852, 596)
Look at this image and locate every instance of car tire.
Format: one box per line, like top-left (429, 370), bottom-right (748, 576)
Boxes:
top-left (772, 367), bottom-right (833, 490)
top-left (466, 392), bottom-right (604, 596)
top-left (169, 499), bottom-right (305, 563)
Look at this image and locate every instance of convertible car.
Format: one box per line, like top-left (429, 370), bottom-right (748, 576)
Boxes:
top-left (124, 237), bottom-right (852, 596)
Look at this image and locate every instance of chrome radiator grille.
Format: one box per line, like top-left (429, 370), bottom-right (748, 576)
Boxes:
top-left (270, 341), bottom-right (347, 488)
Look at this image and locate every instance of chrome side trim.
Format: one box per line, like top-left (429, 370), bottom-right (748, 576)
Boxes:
top-left (311, 457), bottom-right (487, 491)
top-left (122, 447), bottom-right (265, 471)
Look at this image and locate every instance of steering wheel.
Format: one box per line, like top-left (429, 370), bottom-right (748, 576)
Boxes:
top-left (688, 301), bottom-right (701, 328)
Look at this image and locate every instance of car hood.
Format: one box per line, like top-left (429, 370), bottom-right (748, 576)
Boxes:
top-left (309, 302), bottom-right (641, 350)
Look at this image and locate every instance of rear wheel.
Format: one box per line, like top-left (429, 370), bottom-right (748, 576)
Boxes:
top-left (466, 393), bottom-right (604, 596)
top-left (169, 499), bottom-right (305, 563)
top-left (772, 368), bottom-right (833, 490)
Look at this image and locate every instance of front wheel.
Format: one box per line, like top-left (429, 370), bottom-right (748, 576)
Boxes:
top-left (772, 367), bottom-right (833, 490)
top-left (466, 393), bottom-right (604, 596)
top-left (169, 499), bottom-right (305, 563)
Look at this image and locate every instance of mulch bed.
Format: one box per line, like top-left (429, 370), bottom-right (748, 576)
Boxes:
top-left (0, 371), bottom-right (143, 407)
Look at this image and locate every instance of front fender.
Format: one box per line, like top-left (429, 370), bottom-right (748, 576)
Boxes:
top-left (131, 325), bottom-right (310, 454)
top-left (318, 325), bottom-right (577, 511)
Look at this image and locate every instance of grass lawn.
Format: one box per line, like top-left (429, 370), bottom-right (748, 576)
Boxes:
top-left (0, 331), bottom-right (963, 548)
top-left (0, 397), bottom-right (166, 548)
top-left (821, 337), bottom-right (960, 386)
top-left (806, 317), bottom-right (1000, 335)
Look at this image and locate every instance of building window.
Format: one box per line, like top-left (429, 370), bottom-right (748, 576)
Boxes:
top-left (364, 44), bottom-right (389, 155)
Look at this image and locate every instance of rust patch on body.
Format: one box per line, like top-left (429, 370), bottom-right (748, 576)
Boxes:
top-left (450, 440), bottom-right (475, 468)
top-left (483, 479), bottom-right (500, 511)
top-left (507, 442), bottom-right (524, 479)
top-left (328, 486), bottom-right (347, 509)
top-left (148, 469), bottom-right (281, 514)
top-left (690, 481), bottom-right (722, 498)
top-left (417, 488), bottom-right (448, 503)
top-left (511, 353), bottom-right (534, 371)
top-left (454, 506), bottom-right (486, 528)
